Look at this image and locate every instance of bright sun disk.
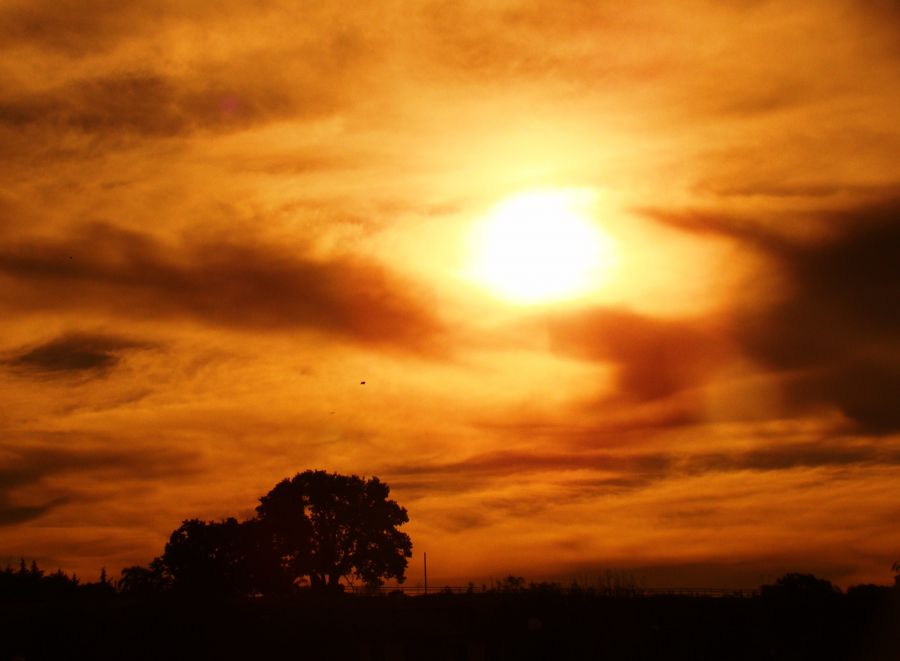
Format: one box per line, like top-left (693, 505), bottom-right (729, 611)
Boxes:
top-left (467, 189), bottom-right (616, 304)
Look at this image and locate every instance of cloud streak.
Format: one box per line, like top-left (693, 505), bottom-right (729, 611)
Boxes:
top-left (0, 223), bottom-right (443, 351)
top-left (387, 438), bottom-right (900, 495)
top-left (0, 71), bottom-right (336, 139)
top-left (0, 441), bottom-right (203, 526)
top-left (544, 307), bottom-right (730, 402)
top-left (4, 332), bottom-right (149, 376)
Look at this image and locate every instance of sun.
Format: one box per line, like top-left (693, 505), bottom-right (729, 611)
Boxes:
top-left (466, 189), bottom-right (616, 304)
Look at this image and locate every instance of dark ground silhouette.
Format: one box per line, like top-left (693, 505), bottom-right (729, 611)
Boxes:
top-left (1, 564), bottom-right (899, 661)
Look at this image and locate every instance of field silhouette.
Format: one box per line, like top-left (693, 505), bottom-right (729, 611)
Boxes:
top-left (2, 570), bottom-right (899, 661)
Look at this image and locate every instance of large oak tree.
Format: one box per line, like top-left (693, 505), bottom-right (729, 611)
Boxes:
top-left (256, 470), bottom-right (412, 589)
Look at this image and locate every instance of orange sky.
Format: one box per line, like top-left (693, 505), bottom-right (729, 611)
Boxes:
top-left (1, 0), bottom-right (899, 589)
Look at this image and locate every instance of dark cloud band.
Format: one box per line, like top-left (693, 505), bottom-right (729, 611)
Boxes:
top-left (0, 222), bottom-right (443, 351)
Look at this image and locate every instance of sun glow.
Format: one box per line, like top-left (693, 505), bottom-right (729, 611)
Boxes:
top-left (467, 190), bottom-right (616, 304)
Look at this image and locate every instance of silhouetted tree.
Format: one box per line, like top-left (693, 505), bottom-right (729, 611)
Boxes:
top-left (119, 558), bottom-right (171, 596)
top-left (139, 470), bottom-right (411, 596)
top-left (0, 559), bottom-right (80, 601)
top-left (892, 560), bottom-right (900, 589)
top-left (599, 569), bottom-right (643, 597)
top-left (43, 568), bottom-right (80, 596)
top-left (256, 470), bottom-right (412, 590)
top-left (493, 575), bottom-right (526, 592)
top-left (238, 517), bottom-right (294, 595)
top-left (80, 567), bottom-right (116, 599)
top-left (762, 573), bottom-right (840, 602)
top-left (160, 518), bottom-right (256, 597)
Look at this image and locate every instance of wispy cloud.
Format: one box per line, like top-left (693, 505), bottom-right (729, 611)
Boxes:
top-left (0, 441), bottom-right (203, 526)
top-left (0, 222), bottom-right (444, 351)
top-left (544, 307), bottom-right (730, 402)
top-left (4, 332), bottom-right (149, 376)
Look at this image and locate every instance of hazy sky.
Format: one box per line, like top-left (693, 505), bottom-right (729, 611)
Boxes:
top-left (1, 0), bottom-right (899, 588)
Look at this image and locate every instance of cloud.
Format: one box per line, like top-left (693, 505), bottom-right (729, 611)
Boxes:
top-left (0, 0), bottom-right (158, 56)
top-left (0, 222), bottom-right (443, 352)
top-left (386, 438), bottom-right (900, 501)
top-left (636, 207), bottom-right (786, 248)
top-left (736, 204), bottom-right (900, 433)
top-left (471, 404), bottom-right (702, 449)
top-left (0, 500), bottom-right (63, 526)
top-left (686, 440), bottom-right (900, 474)
top-left (415, 0), bottom-right (858, 128)
top-left (0, 71), bottom-right (331, 140)
top-left (0, 442), bottom-right (203, 526)
top-left (4, 332), bottom-right (148, 376)
top-left (544, 307), bottom-right (730, 401)
top-left (643, 197), bottom-right (900, 433)
top-left (783, 362), bottom-right (900, 435)
top-left (388, 449), bottom-right (672, 480)
top-left (0, 1), bottom-right (372, 60)
top-left (0, 3), bottom-right (377, 153)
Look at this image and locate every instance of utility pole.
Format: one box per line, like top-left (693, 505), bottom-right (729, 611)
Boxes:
top-left (424, 551), bottom-right (428, 595)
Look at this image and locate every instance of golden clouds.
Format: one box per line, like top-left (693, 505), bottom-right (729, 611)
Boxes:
top-left (0, 0), bottom-right (898, 586)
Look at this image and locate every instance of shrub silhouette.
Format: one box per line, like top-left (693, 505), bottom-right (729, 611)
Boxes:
top-left (493, 575), bottom-right (526, 592)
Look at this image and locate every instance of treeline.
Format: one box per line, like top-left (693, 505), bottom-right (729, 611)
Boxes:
top-left (417, 571), bottom-right (900, 600)
top-left (4, 557), bottom-right (898, 605)
top-left (0, 559), bottom-right (115, 602)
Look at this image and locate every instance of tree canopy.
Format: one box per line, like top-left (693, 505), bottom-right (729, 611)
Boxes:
top-left (139, 470), bottom-right (412, 596)
top-left (256, 470), bottom-right (412, 589)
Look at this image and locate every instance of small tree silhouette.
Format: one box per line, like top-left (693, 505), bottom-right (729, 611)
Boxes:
top-left (119, 558), bottom-right (171, 596)
top-left (761, 573), bottom-right (839, 602)
top-left (494, 575), bottom-right (526, 592)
